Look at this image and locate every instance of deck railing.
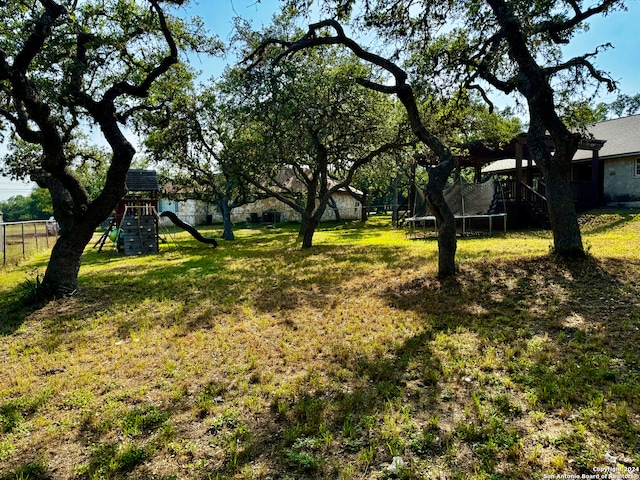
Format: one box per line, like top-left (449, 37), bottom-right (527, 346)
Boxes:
top-left (520, 182), bottom-right (547, 209)
top-left (501, 179), bottom-right (596, 206)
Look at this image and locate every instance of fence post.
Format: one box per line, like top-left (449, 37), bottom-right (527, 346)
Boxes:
top-left (21, 222), bottom-right (25, 258)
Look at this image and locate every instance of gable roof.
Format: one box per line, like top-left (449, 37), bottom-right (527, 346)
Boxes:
top-left (573, 114), bottom-right (640, 161)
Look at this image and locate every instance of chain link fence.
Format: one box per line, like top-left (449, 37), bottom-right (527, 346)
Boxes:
top-left (0, 217), bottom-right (59, 266)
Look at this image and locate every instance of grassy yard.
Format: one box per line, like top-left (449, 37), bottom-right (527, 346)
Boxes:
top-left (0, 212), bottom-right (639, 479)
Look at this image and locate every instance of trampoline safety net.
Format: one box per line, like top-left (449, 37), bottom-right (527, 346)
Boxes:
top-left (413, 176), bottom-right (505, 218)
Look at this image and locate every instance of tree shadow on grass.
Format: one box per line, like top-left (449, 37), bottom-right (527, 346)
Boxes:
top-left (189, 330), bottom-right (445, 479)
top-left (0, 279), bottom-right (49, 337)
top-left (63, 239), bottom-right (435, 332)
top-left (375, 254), bottom-right (640, 473)
top-left (16, 228), bottom-right (640, 477)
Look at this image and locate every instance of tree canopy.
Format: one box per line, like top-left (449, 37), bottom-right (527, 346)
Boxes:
top-left (141, 72), bottom-right (255, 242)
top-left (222, 30), bottom-right (412, 248)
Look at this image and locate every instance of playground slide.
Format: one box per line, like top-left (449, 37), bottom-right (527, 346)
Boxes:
top-left (160, 211), bottom-right (218, 247)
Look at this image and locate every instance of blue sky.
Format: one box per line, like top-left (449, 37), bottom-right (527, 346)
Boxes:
top-left (185, 0), bottom-right (640, 99)
top-left (1, 0), bottom-right (638, 202)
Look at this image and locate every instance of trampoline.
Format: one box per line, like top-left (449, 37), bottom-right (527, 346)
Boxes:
top-left (406, 176), bottom-right (507, 236)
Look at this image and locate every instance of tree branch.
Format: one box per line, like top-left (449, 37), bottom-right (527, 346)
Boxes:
top-left (102, 0), bottom-right (179, 103)
top-left (544, 48), bottom-right (617, 92)
top-left (0, 105), bottom-right (42, 144)
top-left (326, 138), bottom-right (414, 199)
top-left (240, 171), bottom-right (304, 214)
top-left (248, 19), bottom-right (408, 86)
top-left (461, 30), bottom-right (517, 95)
top-left (248, 19), bottom-right (456, 169)
top-left (533, 0), bottom-right (622, 41)
top-left (13, 0), bottom-right (68, 72)
top-left (467, 84), bottom-right (496, 113)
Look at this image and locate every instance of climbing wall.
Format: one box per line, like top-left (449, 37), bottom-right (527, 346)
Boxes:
top-left (121, 216), bottom-right (158, 256)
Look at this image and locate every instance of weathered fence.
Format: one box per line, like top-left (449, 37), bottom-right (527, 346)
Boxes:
top-left (0, 218), bottom-right (58, 266)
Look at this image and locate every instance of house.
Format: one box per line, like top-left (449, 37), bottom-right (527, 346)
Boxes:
top-left (157, 180), bottom-right (220, 225)
top-left (231, 170), bottom-right (363, 223)
top-left (156, 170), bottom-right (362, 225)
top-left (157, 197), bottom-right (216, 226)
top-left (230, 189), bottom-right (362, 224)
top-left (572, 114), bottom-right (640, 206)
top-left (479, 115), bottom-right (640, 225)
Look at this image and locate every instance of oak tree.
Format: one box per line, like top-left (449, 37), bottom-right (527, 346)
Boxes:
top-left (142, 75), bottom-right (252, 242)
top-left (0, 0), bottom-right (219, 298)
top-left (227, 35), bottom-right (411, 249)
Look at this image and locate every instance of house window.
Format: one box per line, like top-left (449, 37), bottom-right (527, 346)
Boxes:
top-left (636, 158), bottom-right (640, 177)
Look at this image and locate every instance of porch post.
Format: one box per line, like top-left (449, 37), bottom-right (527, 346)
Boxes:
top-left (591, 149), bottom-right (604, 206)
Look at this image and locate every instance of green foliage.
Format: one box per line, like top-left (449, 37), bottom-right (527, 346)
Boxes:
top-left (284, 448), bottom-right (322, 472)
top-left (78, 442), bottom-right (149, 479)
top-left (0, 190), bottom-right (51, 222)
top-left (609, 93), bottom-right (640, 118)
top-left (559, 100), bottom-right (609, 129)
top-left (219, 25), bottom-right (410, 230)
top-left (121, 405), bottom-right (169, 437)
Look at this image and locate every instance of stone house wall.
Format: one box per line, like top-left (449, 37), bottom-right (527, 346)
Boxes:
top-left (604, 155), bottom-right (640, 207)
top-left (158, 198), bottom-right (220, 226)
top-left (231, 192), bottom-right (361, 223)
top-left (157, 191), bottom-right (362, 226)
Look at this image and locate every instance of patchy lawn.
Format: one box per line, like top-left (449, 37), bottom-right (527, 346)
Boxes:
top-left (1, 212), bottom-right (639, 479)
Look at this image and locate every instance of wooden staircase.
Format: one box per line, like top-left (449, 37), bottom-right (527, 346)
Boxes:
top-left (501, 180), bottom-right (551, 229)
top-left (519, 182), bottom-right (550, 228)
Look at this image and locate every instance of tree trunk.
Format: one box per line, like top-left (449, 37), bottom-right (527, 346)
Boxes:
top-left (35, 145), bottom-right (132, 301)
top-left (391, 176), bottom-right (399, 226)
top-left (436, 213), bottom-right (457, 278)
top-left (300, 215), bottom-right (319, 248)
top-left (328, 196), bottom-right (341, 221)
top-left (528, 115), bottom-right (585, 258)
top-left (39, 220), bottom-right (96, 298)
top-left (542, 165), bottom-right (584, 257)
top-left (395, 82), bottom-right (458, 278)
top-left (529, 132), bottom-right (586, 258)
top-left (425, 173), bottom-right (457, 278)
top-left (219, 196), bottom-right (235, 241)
